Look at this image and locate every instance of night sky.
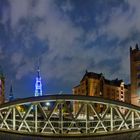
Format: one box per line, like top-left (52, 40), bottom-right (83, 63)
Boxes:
top-left (0, 0), bottom-right (140, 99)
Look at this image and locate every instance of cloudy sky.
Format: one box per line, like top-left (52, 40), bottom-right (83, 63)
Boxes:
top-left (0, 0), bottom-right (140, 99)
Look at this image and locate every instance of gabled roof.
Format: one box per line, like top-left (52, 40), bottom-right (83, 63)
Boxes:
top-left (81, 71), bottom-right (103, 82)
top-left (80, 71), bottom-right (127, 88)
top-left (73, 84), bottom-right (80, 89)
top-left (104, 78), bottom-right (123, 87)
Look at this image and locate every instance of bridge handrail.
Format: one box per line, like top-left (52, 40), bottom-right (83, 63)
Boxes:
top-left (1, 95), bottom-right (140, 111)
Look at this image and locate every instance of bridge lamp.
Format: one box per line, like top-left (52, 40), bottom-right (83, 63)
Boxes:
top-left (17, 106), bottom-right (21, 110)
top-left (46, 102), bottom-right (50, 106)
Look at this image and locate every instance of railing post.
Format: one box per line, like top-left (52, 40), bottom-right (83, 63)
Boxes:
top-left (34, 104), bottom-right (38, 132)
top-left (85, 103), bottom-right (89, 133)
top-left (110, 106), bottom-right (113, 131)
top-left (59, 102), bottom-right (63, 134)
top-left (132, 111), bottom-right (134, 129)
top-left (13, 107), bottom-right (15, 130)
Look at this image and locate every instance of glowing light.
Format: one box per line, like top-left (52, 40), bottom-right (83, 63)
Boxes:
top-left (46, 102), bottom-right (50, 106)
top-left (16, 105), bottom-right (24, 112)
top-left (34, 66), bottom-right (42, 96)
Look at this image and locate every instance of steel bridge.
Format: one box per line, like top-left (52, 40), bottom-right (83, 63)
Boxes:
top-left (0, 95), bottom-right (140, 137)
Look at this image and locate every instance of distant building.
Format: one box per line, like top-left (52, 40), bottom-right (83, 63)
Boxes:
top-left (0, 72), bottom-right (5, 104)
top-left (9, 84), bottom-right (14, 101)
top-left (130, 44), bottom-right (140, 106)
top-left (73, 71), bottom-right (130, 113)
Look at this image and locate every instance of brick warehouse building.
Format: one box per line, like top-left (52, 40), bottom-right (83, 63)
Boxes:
top-left (73, 71), bottom-right (131, 113)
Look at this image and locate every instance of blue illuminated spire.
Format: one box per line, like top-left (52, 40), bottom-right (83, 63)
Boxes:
top-left (34, 65), bottom-right (42, 97)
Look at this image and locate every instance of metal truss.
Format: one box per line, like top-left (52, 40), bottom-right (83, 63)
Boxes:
top-left (0, 95), bottom-right (140, 136)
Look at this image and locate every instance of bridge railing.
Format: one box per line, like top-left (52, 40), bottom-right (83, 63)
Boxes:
top-left (0, 95), bottom-right (139, 135)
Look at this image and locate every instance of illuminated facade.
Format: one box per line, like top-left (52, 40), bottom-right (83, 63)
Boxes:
top-left (130, 44), bottom-right (140, 106)
top-left (34, 66), bottom-right (42, 96)
top-left (0, 73), bottom-right (5, 104)
top-left (73, 71), bottom-right (130, 113)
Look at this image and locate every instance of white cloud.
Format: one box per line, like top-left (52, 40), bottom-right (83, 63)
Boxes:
top-left (61, 0), bottom-right (74, 13)
top-left (6, 0), bottom-right (85, 82)
top-left (79, 0), bottom-right (140, 83)
top-left (100, 0), bottom-right (140, 41)
top-left (9, 0), bottom-right (30, 27)
top-left (15, 59), bottom-right (34, 80)
top-left (1, 6), bottom-right (10, 25)
top-left (6, 0), bottom-right (140, 85)
top-left (11, 52), bottom-right (23, 66)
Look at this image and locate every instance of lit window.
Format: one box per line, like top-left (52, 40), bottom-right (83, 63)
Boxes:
top-left (100, 92), bottom-right (102, 95)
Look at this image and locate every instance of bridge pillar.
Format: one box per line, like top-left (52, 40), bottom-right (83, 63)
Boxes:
top-left (59, 102), bottom-right (63, 134)
top-left (131, 111), bottom-right (134, 129)
top-left (110, 107), bottom-right (113, 131)
top-left (85, 104), bottom-right (89, 134)
top-left (34, 104), bottom-right (38, 132)
top-left (12, 107), bottom-right (15, 131)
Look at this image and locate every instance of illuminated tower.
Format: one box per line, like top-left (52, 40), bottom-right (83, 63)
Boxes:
top-left (130, 44), bottom-right (140, 106)
top-left (34, 66), bottom-right (42, 96)
top-left (9, 84), bottom-right (14, 101)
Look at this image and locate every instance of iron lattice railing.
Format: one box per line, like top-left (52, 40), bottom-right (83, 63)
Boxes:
top-left (0, 95), bottom-right (140, 136)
